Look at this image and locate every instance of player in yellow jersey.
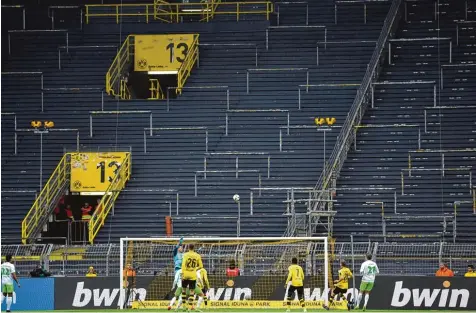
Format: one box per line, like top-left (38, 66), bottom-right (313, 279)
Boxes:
top-left (285, 257), bottom-right (306, 313)
top-left (324, 261), bottom-right (353, 311)
top-left (181, 244), bottom-right (204, 311)
top-left (196, 267), bottom-right (210, 309)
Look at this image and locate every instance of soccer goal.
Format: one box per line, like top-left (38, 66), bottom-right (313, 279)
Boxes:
top-left (119, 237), bottom-right (330, 310)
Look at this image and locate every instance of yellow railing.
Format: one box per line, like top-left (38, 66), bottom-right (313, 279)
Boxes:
top-left (21, 154), bottom-right (70, 244)
top-left (120, 79), bottom-right (131, 99)
top-left (148, 78), bottom-right (164, 100)
top-left (106, 35), bottom-right (134, 96)
top-left (88, 152), bottom-right (131, 244)
top-left (85, 1), bottom-right (273, 24)
top-left (176, 34), bottom-right (199, 95)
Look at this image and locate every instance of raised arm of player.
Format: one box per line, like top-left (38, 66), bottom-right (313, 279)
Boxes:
top-left (173, 237), bottom-right (184, 256)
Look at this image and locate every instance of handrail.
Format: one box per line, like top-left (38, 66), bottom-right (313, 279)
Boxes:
top-left (106, 35), bottom-right (134, 96)
top-left (309, 0), bottom-right (403, 217)
top-left (120, 80), bottom-right (131, 100)
top-left (88, 152), bottom-right (131, 244)
top-left (21, 154), bottom-right (70, 244)
top-left (86, 1), bottom-right (273, 24)
top-left (176, 34), bottom-right (199, 94)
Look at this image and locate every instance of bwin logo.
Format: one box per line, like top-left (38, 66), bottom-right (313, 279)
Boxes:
top-left (391, 281), bottom-right (469, 308)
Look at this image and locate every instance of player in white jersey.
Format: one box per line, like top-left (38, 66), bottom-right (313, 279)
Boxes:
top-left (168, 269), bottom-right (183, 311)
top-left (1, 255), bottom-right (20, 313)
top-left (355, 254), bottom-right (379, 311)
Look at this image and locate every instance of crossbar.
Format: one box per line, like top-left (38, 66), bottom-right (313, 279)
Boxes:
top-left (89, 111), bottom-right (152, 137)
top-left (247, 68), bottom-right (309, 94)
top-left (144, 127), bottom-right (208, 153)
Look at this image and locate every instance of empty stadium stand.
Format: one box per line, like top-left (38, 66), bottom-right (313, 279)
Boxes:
top-left (1, 0), bottom-right (390, 243)
top-left (333, 0), bottom-right (476, 242)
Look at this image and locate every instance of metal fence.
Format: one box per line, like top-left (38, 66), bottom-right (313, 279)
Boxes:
top-left (2, 241), bottom-right (475, 278)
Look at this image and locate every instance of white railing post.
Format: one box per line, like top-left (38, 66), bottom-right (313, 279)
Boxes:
top-left (250, 191), bottom-right (253, 215)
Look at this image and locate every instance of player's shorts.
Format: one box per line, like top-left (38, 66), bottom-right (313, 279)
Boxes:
top-left (287, 285), bottom-right (304, 300)
top-left (359, 281), bottom-right (374, 292)
top-left (2, 284), bottom-right (14, 293)
top-left (182, 279), bottom-right (196, 290)
top-left (333, 287), bottom-right (348, 295)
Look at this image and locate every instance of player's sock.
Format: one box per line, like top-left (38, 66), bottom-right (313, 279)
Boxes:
top-left (188, 295), bottom-right (194, 308)
top-left (196, 296), bottom-right (203, 308)
top-left (169, 296), bottom-right (176, 307)
top-left (364, 294), bottom-right (369, 307)
top-left (286, 296), bottom-right (291, 309)
top-left (1, 294), bottom-right (4, 303)
top-left (177, 297), bottom-right (183, 309)
top-left (204, 295), bottom-right (208, 306)
top-left (299, 298), bottom-right (305, 308)
top-left (356, 293), bottom-right (362, 308)
top-left (182, 291), bottom-right (188, 309)
top-left (6, 296), bottom-right (12, 310)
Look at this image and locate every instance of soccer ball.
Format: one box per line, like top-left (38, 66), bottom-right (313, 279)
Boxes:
top-left (233, 194), bottom-right (240, 202)
top-left (244, 294), bottom-right (251, 300)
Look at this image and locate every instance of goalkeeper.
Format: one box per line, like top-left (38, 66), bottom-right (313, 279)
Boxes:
top-left (196, 267), bottom-right (210, 309)
top-left (285, 257), bottom-right (306, 313)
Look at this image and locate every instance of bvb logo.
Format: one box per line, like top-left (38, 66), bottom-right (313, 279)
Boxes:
top-left (137, 58), bottom-right (148, 69)
top-left (73, 180), bottom-right (82, 189)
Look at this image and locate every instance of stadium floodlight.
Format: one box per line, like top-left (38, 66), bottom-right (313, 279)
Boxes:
top-left (119, 237), bottom-right (330, 310)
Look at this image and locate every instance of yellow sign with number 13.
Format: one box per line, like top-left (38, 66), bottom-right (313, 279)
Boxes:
top-left (70, 152), bottom-right (128, 193)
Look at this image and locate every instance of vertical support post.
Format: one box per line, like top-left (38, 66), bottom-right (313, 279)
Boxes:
top-left (176, 193), bottom-right (179, 215)
top-left (250, 191), bottom-right (254, 215)
top-left (324, 237), bottom-right (329, 307)
top-left (8, 32), bottom-right (11, 55)
top-left (286, 190), bottom-right (290, 215)
top-left (40, 132), bottom-right (43, 190)
top-left (290, 188), bottom-right (295, 214)
top-left (258, 173), bottom-right (262, 196)
top-left (316, 46), bottom-right (319, 66)
top-left (424, 110), bottom-right (427, 133)
top-left (255, 45), bottom-right (258, 67)
top-left (80, 9), bottom-right (83, 30)
top-left (265, 29), bottom-right (269, 51)
top-left (52, 9), bottom-right (55, 30)
top-left (168, 202), bottom-right (172, 217)
top-left (334, 3), bottom-right (337, 24)
top-left (306, 71), bottom-right (309, 92)
top-left (14, 133), bottom-right (17, 155)
top-left (203, 157), bottom-right (207, 179)
top-left (226, 89), bottom-right (230, 110)
top-left (41, 74), bottom-right (44, 112)
top-left (66, 32), bottom-right (69, 53)
top-left (324, 28), bottom-right (327, 49)
top-left (298, 88), bottom-right (302, 110)
top-left (279, 129), bottom-right (282, 152)
top-left (235, 156), bottom-right (239, 178)
top-left (23, 8), bottom-right (26, 30)
top-left (434, 1), bottom-right (437, 20)
top-left (364, 4), bottom-right (367, 24)
top-left (388, 42), bottom-right (392, 65)
top-left (58, 49), bottom-right (61, 70)
top-left (470, 172), bottom-right (472, 195)
top-left (306, 4), bottom-right (309, 26)
top-left (442, 153), bottom-right (445, 177)
top-left (76, 131), bottom-right (80, 151)
top-left (89, 115), bottom-right (93, 137)
top-left (197, 47), bottom-right (200, 68)
top-left (401, 171), bottom-right (404, 195)
top-left (418, 128), bottom-right (421, 149)
top-left (167, 88), bottom-right (170, 111)
top-left (394, 191), bottom-right (397, 214)
top-left (237, 201), bottom-right (241, 237)
top-left (149, 114), bottom-right (153, 136)
top-left (267, 155), bottom-right (270, 179)
top-left (143, 130), bottom-right (147, 153)
top-left (225, 113), bottom-right (228, 136)
top-left (101, 90), bottom-right (104, 111)
top-left (440, 67), bottom-right (444, 89)
top-left (449, 41), bottom-right (452, 63)
top-left (205, 129), bottom-right (208, 153)
top-left (194, 174), bottom-right (198, 197)
top-left (433, 84), bottom-right (437, 107)
top-left (350, 235), bottom-right (356, 306)
top-left (277, 6), bottom-right (280, 26)
top-left (371, 84), bottom-right (374, 108)
top-left (456, 24), bottom-right (459, 46)
top-left (119, 238), bottom-right (124, 310)
top-left (287, 112), bottom-right (290, 135)
top-left (404, 1), bottom-right (407, 22)
top-left (323, 130), bottom-right (327, 165)
top-left (465, 0), bottom-right (468, 20)
top-left (246, 71), bottom-right (250, 94)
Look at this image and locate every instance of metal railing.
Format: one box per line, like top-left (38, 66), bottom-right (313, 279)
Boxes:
top-left (106, 35), bottom-right (134, 96)
top-left (148, 79), bottom-right (164, 100)
top-left (88, 152), bottom-right (131, 244)
top-left (21, 154), bottom-right (70, 244)
top-left (4, 241), bottom-right (475, 277)
top-left (177, 34), bottom-right (199, 94)
top-left (85, 1), bottom-right (273, 24)
top-left (309, 0), bottom-right (404, 226)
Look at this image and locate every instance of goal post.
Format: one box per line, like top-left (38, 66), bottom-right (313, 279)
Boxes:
top-left (119, 237), bottom-right (338, 310)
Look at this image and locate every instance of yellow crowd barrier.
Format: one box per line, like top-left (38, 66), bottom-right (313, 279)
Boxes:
top-left (106, 35), bottom-right (134, 96)
top-left (85, 1), bottom-right (273, 24)
top-left (177, 34), bottom-right (199, 95)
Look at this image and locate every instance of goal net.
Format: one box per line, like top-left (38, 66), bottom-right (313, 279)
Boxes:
top-left (119, 237), bottom-right (336, 310)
